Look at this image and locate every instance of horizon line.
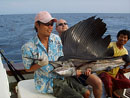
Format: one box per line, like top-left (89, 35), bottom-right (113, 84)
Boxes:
top-left (0, 12), bottom-right (130, 15)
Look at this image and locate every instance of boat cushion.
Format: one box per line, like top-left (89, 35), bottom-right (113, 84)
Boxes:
top-left (0, 55), bottom-right (11, 98)
top-left (124, 72), bottom-right (130, 80)
top-left (17, 79), bottom-right (56, 98)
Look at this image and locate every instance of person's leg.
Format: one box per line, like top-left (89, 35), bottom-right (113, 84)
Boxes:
top-left (99, 72), bottom-right (113, 97)
top-left (53, 78), bottom-right (84, 98)
top-left (86, 74), bottom-right (102, 98)
top-left (83, 90), bottom-right (90, 98)
top-left (53, 78), bottom-right (90, 98)
top-left (113, 91), bottom-right (120, 98)
top-left (114, 72), bottom-right (130, 89)
top-left (65, 77), bottom-right (90, 98)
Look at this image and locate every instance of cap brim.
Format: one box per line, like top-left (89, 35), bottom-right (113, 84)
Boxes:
top-left (52, 18), bottom-right (57, 22)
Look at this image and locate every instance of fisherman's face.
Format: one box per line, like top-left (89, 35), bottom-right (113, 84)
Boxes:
top-left (36, 20), bottom-right (54, 37)
top-left (56, 19), bottom-right (68, 36)
top-left (117, 34), bottom-right (128, 45)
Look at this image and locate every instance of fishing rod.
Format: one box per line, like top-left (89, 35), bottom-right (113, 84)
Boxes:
top-left (0, 50), bottom-right (25, 82)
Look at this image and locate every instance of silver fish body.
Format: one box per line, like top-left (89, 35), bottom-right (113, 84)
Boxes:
top-left (49, 57), bottom-right (125, 76)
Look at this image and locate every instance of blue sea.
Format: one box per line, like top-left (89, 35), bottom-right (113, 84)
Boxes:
top-left (0, 13), bottom-right (130, 63)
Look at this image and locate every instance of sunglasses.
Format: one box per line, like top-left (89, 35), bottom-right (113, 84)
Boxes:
top-left (58, 23), bottom-right (68, 26)
top-left (41, 22), bottom-right (54, 26)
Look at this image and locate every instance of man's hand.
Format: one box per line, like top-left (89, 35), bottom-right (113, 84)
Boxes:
top-left (76, 70), bottom-right (82, 77)
top-left (76, 68), bottom-right (92, 77)
top-left (38, 59), bottom-right (48, 66)
top-left (84, 68), bottom-right (91, 76)
top-left (38, 53), bottom-right (48, 66)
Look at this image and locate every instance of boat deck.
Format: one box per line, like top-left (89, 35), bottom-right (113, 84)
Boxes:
top-left (4, 63), bottom-right (130, 98)
top-left (10, 82), bottom-right (17, 98)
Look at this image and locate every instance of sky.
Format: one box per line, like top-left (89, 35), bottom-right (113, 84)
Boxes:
top-left (0, 0), bottom-right (130, 15)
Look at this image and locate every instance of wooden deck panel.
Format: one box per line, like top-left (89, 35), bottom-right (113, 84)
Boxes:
top-left (3, 63), bottom-right (33, 76)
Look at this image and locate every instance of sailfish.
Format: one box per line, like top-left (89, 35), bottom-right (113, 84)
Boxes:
top-left (49, 16), bottom-right (126, 76)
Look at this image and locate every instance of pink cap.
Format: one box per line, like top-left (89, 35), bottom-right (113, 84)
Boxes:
top-left (35, 11), bottom-right (57, 23)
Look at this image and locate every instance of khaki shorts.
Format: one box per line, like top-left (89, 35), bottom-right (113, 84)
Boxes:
top-left (53, 77), bottom-right (88, 98)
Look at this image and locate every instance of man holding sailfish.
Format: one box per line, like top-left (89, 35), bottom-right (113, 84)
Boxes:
top-left (22, 11), bottom-right (128, 98)
top-left (22, 11), bottom-right (90, 98)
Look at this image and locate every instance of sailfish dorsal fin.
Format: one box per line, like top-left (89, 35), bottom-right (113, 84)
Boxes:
top-left (61, 16), bottom-right (113, 60)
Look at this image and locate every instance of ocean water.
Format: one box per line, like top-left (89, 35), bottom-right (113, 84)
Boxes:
top-left (0, 13), bottom-right (130, 63)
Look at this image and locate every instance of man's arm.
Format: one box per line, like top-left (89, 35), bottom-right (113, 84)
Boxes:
top-left (25, 63), bottom-right (41, 72)
top-left (119, 62), bottom-right (130, 74)
top-left (22, 43), bottom-right (49, 72)
top-left (124, 62), bottom-right (130, 69)
top-left (119, 68), bottom-right (130, 74)
top-left (25, 58), bottom-right (49, 72)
